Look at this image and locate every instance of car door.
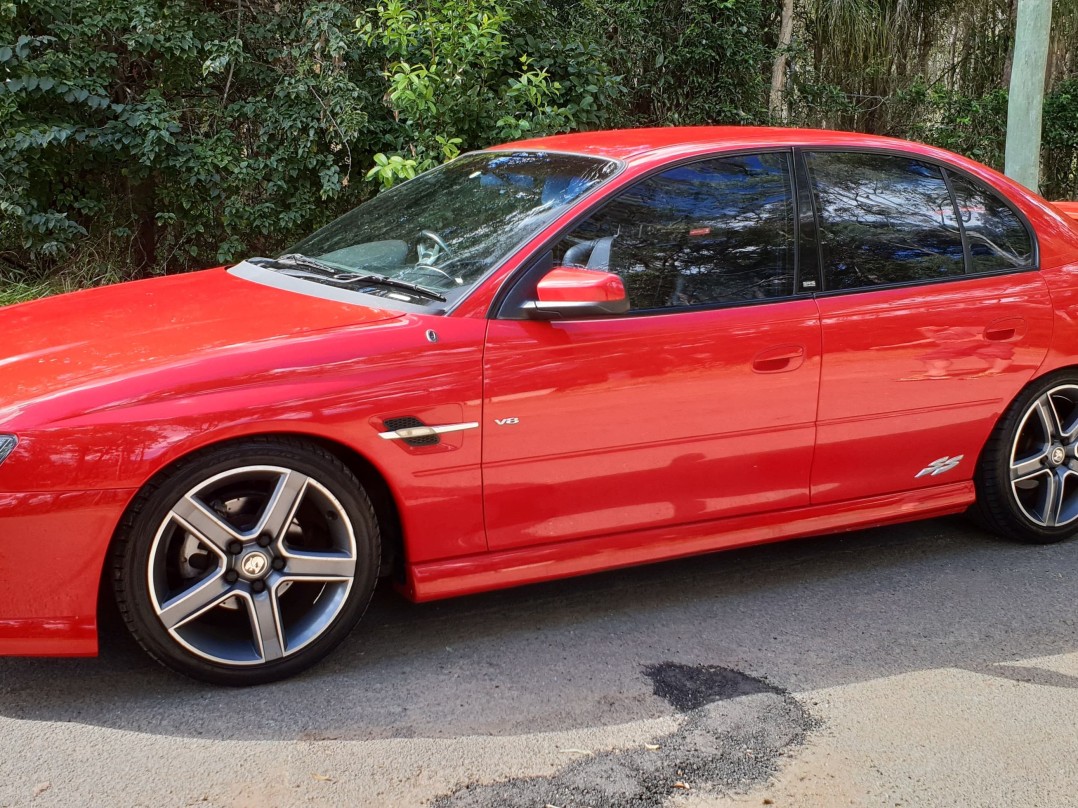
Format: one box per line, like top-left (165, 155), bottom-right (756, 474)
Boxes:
top-left (482, 151), bottom-right (823, 551)
top-left (804, 149), bottom-right (1053, 503)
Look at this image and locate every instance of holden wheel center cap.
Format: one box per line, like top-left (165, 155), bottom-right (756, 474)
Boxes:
top-left (240, 551), bottom-right (270, 579)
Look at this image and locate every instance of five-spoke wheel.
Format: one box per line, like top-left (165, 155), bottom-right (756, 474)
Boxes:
top-left (1008, 385), bottom-right (1078, 528)
top-left (977, 374), bottom-right (1078, 543)
top-left (113, 439), bottom-right (379, 685)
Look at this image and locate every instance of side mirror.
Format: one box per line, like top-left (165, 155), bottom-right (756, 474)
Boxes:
top-left (525, 267), bottom-right (630, 319)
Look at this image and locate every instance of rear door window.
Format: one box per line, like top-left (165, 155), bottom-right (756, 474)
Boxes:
top-left (806, 152), bottom-right (966, 291)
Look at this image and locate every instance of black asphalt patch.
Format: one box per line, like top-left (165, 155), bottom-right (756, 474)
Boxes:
top-left (434, 663), bottom-right (818, 808)
top-left (644, 662), bottom-right (781, 712)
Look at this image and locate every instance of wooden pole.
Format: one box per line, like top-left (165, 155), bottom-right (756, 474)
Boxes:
top-left (1005, 0), bottom-right (1053, 193)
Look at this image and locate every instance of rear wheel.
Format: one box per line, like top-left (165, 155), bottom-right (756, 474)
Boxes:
top-left (112, 438), bottom-right (379, 685)
top-left (976, 373), bottom-right (1078, 544)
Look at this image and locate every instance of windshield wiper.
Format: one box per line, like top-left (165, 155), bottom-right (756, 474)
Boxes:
top-left (333, 272), bottom-right (447, 302)
top-left (251, 254), bottom-right (447, 303)
top-left (268, 253), bottom-right (341, 275)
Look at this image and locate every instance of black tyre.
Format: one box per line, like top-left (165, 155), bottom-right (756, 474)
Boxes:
top-left (111, 437), bottom-right (380, 685)
top-left (976, 372), bottom-right (1078, 544)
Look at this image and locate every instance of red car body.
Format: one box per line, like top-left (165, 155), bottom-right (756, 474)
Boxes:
top-left (3, 127), bottom-right (1078, 658)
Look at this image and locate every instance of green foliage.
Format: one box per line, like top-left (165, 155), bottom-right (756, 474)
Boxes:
top-left (364, 152), bottom-right (419, 190)
top-left (565, 0), bottom-right (771, 126)
top-left (913, 88), bottom-right (1010, 167)
top-left (1, 0), bottom-right (1077, 301)
top-left (0, 0), bottom-right (381, 279)
top-left (1044, 78), bottom-right (1078, 200)
top-left (357, 0), bottom-right (616, 186)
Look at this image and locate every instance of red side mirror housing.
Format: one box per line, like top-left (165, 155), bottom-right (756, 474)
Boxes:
top-left (527, 267), bottom-right (630, 319)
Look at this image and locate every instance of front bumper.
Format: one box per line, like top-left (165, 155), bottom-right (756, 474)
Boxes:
top-left (0, 488), bottom-right (135, 656)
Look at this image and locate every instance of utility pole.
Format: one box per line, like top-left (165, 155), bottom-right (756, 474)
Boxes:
top-left (1004, 0), bottom-right (1053, 193)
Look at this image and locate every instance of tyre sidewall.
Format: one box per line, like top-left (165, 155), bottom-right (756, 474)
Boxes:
top-left (978, 372), bottom-right (1078, 544)
top-left (115, 441), bottom-right (379, 685)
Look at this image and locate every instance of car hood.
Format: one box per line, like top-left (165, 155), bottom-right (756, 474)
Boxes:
top-left (0, 268), bottom-right (404, 426)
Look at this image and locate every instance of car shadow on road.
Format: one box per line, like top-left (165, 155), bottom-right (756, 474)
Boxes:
top-left (1, 515), bottom-right (1075, 742)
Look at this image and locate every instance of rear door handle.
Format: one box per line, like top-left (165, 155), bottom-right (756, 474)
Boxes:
top-left (985, 317), bottom-right (1025, 342)
top-left (752, 344), bottom-right (805, 373)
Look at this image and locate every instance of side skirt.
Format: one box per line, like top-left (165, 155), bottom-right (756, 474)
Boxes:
top-left (399, 481), bottom-right (974, 602)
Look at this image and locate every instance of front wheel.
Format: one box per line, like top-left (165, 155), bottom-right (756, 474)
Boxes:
top-left (976, 373), bottom-right (1078, 544)
top-left (112, 438), bottom-right (380, 685)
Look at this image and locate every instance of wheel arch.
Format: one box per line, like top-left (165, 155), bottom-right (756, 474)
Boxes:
top-left (974, 364), bottom-right (1078, 470)
top-left (97, 431), bottom-right (407, 622)
top-left (971, 364), bottom-right (1078, 542)
top-left (303, 434), bottom-right (406, 580)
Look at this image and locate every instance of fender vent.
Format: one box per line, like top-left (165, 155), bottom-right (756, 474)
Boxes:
top-left (383, 416), bottom-right (440, 447)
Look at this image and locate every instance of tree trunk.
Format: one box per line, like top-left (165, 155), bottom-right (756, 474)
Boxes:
top-left (768, 0), bottom-right (796, 122)
top-left (131, 173), bottom-right (157, 275)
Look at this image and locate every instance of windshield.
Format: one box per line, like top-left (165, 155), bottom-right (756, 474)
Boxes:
top-left (274, 151), bottom-right (619, 306)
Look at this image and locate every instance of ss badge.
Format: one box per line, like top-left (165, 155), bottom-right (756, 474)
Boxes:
top-left (915, 455), bottom-right (964, 478)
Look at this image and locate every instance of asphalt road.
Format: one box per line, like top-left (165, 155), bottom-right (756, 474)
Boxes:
top-left (3, 515), bottom-right (1078, 807)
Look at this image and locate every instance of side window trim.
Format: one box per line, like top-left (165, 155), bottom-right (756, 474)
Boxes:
top-left (799, 145), bottom-right (1040, 298)
top-left (493, 147), bottom-right (808, 320)
top-left (941, 168), bottom-right (974, 276)
top-left (792, 147), bottom-right (823, 293)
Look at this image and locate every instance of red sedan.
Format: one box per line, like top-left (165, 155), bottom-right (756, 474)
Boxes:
top-left (3, 127), bottom-right (1078, 684)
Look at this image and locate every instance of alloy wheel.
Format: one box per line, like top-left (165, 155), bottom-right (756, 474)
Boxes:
top-left (147, 465), bottom-right (357, 666)
top-left (1009, 385), bottom-right (1078, 528)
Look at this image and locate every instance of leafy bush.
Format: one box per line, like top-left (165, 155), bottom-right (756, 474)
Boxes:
top-left (359, 0), bottom-right (619, 187)
top-left (564, 0), bottom-right (772, 126)
top-left (0, 1), bottom-right (377, 279)
top-left (0, 0), bottom-right (387, 279)
top-left (0, 0), bottom-right (1075, 293)
top-left (0, 0), bottom-right (614, 281)
top-left (1044, 78), bottom-right (1078, 200)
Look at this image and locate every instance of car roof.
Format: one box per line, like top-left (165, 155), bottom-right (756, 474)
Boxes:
top-left (488, 126), bottom-right (927, 165)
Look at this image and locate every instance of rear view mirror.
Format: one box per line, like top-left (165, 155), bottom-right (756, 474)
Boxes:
top-left (525, 267), bottom-right (630, 319)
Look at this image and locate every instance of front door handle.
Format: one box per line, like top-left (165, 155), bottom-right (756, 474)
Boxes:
top-left (752, 344), bottom-right (805, 373)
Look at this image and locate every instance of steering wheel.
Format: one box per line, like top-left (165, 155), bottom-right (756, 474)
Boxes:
top-left (413, 229), bottom-right (462, 285)
top-left (417, 229), bottom-right (452, 265)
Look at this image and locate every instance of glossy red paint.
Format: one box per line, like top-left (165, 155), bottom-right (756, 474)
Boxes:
top-left (1054, 201), bottom-right (1078, 222)
top-left (535, 267), bottom-right (626, 303)
top-left (482, 299), bottom-right (821, 549)
top-left (3, 126), bottom-right (1078, 657)
top-left (812, 272), bottom-right (1053, 503)
top-left (405, 482), bottom-right (975, 601)
top-left (0, 489), bottom-right (133, 655)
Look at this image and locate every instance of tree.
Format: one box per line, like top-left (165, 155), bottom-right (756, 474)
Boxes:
top-left (769, 0), bottom-right (795, 121)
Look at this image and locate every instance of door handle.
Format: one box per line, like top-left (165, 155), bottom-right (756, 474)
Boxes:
top-left (984, 317), bottom-right (1025, 342)
top-left (752, 344), bottom-right (805, 373)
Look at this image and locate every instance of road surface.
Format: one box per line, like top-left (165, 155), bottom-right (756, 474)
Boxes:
top-left (3, 515), bottom-right (1077, 806)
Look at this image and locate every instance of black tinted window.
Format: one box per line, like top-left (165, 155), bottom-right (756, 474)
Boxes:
top-left (807, 152), bottom-right (965, 290)
top-left (947, 171), bottom-right (1034, 272)
top-left (553, 153), bottom-right (795, 311)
